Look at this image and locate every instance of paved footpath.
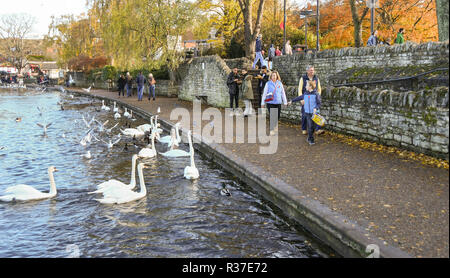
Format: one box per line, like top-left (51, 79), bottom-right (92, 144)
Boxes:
top-left (76, 88), bottom-right (448, 258)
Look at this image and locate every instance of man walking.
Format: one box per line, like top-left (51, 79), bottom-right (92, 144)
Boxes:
top-left (252, 34), bottom-right (266, 69)
top-left (136, 72), bottom-right (146, 101)
top-left (297, 65), bottom-right (323, 135)
top-left (226, 67), bottom-right (241, 116)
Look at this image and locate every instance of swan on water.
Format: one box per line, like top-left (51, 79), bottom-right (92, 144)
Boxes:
top-left (160, 128), bottom-right (190, 157)
top-left (114, 111), bottom-right (121, 119)
top-left (101, 100), bottom-right (108, 110)
top-left (159, 122), bottom-right (181, 146)
top-left (89, 154), bottom-right (139, 194)
top-left (138, 130), bottom-right (157, 158)
top-left (123, 107), bottom-right (130, 118)
top-left (0, 166), bottom-right (59, 202)
top-left (183, 130), bottom-right (199, 180)
top-left (81, 150), bottom-right (92, 159)
top-left (113, 101), bottom-right (118, 113)
top-left (94, 162), bottom-right (148, 204)
top-left (136, 116), bottom-right (154, 133)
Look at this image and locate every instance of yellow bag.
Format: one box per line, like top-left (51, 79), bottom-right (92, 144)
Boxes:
top-left (312, 113), bottom-right (326, 127)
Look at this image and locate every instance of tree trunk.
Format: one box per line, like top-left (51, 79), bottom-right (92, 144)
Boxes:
top-left (349, 0), bottom-right (369, 47)
top-left (436, 0), bottom-right (449, 41)
top-left (238, 0), bottom-right (266, 59)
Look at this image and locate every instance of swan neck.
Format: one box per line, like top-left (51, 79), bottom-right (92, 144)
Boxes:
top-left (189, 135), bottom-right (196, 168)
top-left (175, 125), bottom-right (180, 142)
top-left (138, 166), bottom-right (146, 195)
top-left (48, 170), bottom-right (57, 195)
top-left (130, 156), bottom-right (137, 185)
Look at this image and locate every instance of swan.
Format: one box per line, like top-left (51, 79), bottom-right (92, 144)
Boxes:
top-left (113, 101), bottom-right (118, 113)
top-left (81, 150), bottom-right (92, 159)
top-left (136, 116), bottom-right (154, 133)
top-left (0, 166), bottom-right (59, 202)
top-left (94, 162), bottom-right (148, 204)
top-left (82, 85), bottom-right (92, 93)
top-left (99, 136), bottom-right (121, 149)
top-left (138, 130), bottom-right (157, 158)
top-left (123, 108), bottom-right (130, 118)
top-left (159, 122), bottom-right (181, 146)
top-left (129, 110), bottom-right (136, 121)
top-left (114, 111), bottom-right (121, 119)
top-left (184, 131), bottom-right (199, 180)
top-left (101, 100), bottom-right (108, 110)
top-left (160, 128), bottom-right (190, 157)
top-left (153, 115), bottom-right (163, 134)
top-left (88, 154), bottom-right (139, 194)
top-left (121, 127), bottom-right (145, 137)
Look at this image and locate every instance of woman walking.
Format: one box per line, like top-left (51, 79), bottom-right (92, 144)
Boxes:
top-left (126, 72), bottom-right (133, 97)
top-left (148, 73), bottom-right (156, 101)
top-left (240, 69), bottom-right (254, 117)
top-left (261, 71), bottom-right (287, 135)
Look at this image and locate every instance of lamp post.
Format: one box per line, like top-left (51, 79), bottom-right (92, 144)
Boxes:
top-left (283, 0), bottom-right (287, 54)
top-left (316, 0), bottom-right (320, 51)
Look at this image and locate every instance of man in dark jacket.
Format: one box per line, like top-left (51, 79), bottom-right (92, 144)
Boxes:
top-left (255, 65), bottom-right (270, 108)
top-left (252, 34), bottom-right (266, 69)
top-left (117, 74), bottom-right (126, 97)
top-left (226, 67), bottom-right (241, 115)
top-left (136, 72), bottom-right (146, 101)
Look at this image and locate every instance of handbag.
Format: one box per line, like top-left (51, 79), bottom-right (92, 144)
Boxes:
top-left (312, 113), bottom-right (326, 127)
top-left (264, 82), bottom-right (278, 103)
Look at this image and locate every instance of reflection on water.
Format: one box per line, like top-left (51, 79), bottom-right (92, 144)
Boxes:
top-left (0, 88), bottom-right (330, 258)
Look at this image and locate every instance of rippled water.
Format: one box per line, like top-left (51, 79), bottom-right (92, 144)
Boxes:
top-left (0, 88), bottom-right (330, 258)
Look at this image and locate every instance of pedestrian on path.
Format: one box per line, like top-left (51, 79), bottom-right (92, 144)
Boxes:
top-left (275, 46), bottom-right (282, 56)
top-left (148, 73), bottom-right (156, 101)
top-left (268, 44), bottom-right (275, 70)
top-left (284, 40), bottom-right (292, 55)
top-left (367, 30), bottom-right (379, 46)
top-left (252, 34), bottom-right (266, 69)
top-left (126, 72), bottom-right (133, 97)
top-left (297, 65), bottom-right (323, 135)
top-left (136, 72), bottom-right (146, 101)
top-left (240, 69), bottom-right (254, 117)
top-left (394, 28), bottom-right (405, 44)
top-left (117, 74), bottom-right (126, 97)
top-left (226, 67), bottom-right (241, 116)
top-left (261, 71), bottom-right (287, 135)
top-left (289, 80), bottom-right (321, 145)
top-left (255, 65), bottom-right (270, 109)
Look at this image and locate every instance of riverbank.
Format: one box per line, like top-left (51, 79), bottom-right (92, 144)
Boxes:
top-left (69, 87), bottom-right (448, 258)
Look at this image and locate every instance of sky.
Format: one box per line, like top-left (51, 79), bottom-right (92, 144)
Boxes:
top-left (0, 0), bottom-right (310, 39)
top-left (0, 0), bottom-right (89, 38)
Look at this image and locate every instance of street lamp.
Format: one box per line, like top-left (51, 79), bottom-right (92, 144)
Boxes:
top-left (316, 0), bottom-right (320, 51)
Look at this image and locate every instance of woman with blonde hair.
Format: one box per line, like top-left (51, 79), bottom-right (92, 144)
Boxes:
top-left (261, 71), bottom-right (287, 135)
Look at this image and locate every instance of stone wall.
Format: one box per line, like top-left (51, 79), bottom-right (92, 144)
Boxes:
top-left (178, 55), bottom-right (231, 108)
top-left (224, 57), bottom-right (252, 70)
top-left (282, 85), bottom-right (449, 159)
top-left (273, 41), bottom-right (449, 87)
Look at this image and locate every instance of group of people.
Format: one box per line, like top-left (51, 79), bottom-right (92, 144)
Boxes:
top-left (367, 28), bottom-right (405, 46)
top-left (117, 72), bottom-right (157, 101)
top-left (0, 74), bottom-right (18, 84)
top-left (252, 34), bottom-right (293, 70)
top-left (227, 64), bottom-right (323, 144)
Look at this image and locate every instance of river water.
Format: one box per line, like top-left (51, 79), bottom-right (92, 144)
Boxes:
top-left (0, 88), bottom-right (330, 258)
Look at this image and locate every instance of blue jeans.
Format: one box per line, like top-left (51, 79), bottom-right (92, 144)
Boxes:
top-left (302, 106), bottom-right (320, 131)
top-left (252, 51), bottom-right (266, 69)
top-left (148, 85), bottom-right (155, 100)
top-left (305, 113), bottom-right (315, 143)
top-left (137, 86), bottom-right (144, 100)
top-left (126, 84), bottom-right (131, 97)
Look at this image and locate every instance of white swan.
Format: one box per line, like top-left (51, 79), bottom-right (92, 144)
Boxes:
top-left (82, 85), bottom-right (92, 92)
top-left (136, 116), bottom-right (154, 133)
top-left (138, 130), bottom-right (157, 158)
top-left (89, 154), bottom-right (138, 194)
top-left (113, 101), bottom-right (118, 113)
top-left (123, 107), bottom-right (130, 118)
top-left (114, 111), bottom-right (121, 119)
top-left (0, 166), bottom-right (58, 202)
top-left (81, 150), bottom-right (92, 159)
top-left (94, 163), bottom-right (148, 204)
top-left (153, 115), bottom-right (163, 134)
top-left (160, 128), bottom-right (190, 157)
top-left (101, 100), bottom-right (109, 111)
top-left (159, 122), bottom-right (181, 146)
top-left (184, 131), bottom-right (199, 180)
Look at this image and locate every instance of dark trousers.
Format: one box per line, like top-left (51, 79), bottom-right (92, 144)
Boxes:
top-left (267, 103), bottom-right (281, 131)
top-left (229, 93), bottom-right (239, 109)
top-left (118, 87), bottom-right (125, 96)
top-left (305, 113), bottom-right (315, 143)
top-left (302, 106), bottom-right (320, 131)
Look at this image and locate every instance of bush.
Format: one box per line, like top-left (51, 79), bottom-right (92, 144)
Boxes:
top-left (102, 65), bottom-right (117, 81)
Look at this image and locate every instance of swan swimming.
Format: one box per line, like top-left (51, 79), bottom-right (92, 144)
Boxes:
top-left (81, 150), bottom-right (92, 159)
top-left (94, 162), bottom-right (148, 204)
top-left (138, 130), bottom-right (157, 158)
top-left (160, 128), bottom-right (190, 157)
top-left (114, 111), bottom-right (121, 119)
top-left (183, 130), bottom-right (199, 180)
top-left (0, 166), bottom-right (59, 202)
top-left (113, 101), bottom-right (118, 113)
top-left (123, 107), bottom-right (130, 118)
top-left (88, 154), bottom-right (138, 194)
top-left (159, 122), bottom-right (181, 146)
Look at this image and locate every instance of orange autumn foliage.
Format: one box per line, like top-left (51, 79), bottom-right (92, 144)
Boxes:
top-left (297, 0), bottom-right (438, 49)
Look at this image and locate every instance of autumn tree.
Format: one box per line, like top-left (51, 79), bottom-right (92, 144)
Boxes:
top-left (237, 0), bottom-right (266, 59)
top-left (349, 0), bottom-right (369, 47)
top-left (0, 14), bottom-right (36, 73)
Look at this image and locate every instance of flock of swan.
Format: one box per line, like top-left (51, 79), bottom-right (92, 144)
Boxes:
top-left (0, 90), bottom-right (233, 205)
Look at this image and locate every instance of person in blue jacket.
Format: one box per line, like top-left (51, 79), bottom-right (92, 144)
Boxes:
top-left (289, 80), bottom-right (321, 145)
top-left (252, 34), bottom-right (266, 69)
top-left (261, 71), bottom-right (287, 135)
